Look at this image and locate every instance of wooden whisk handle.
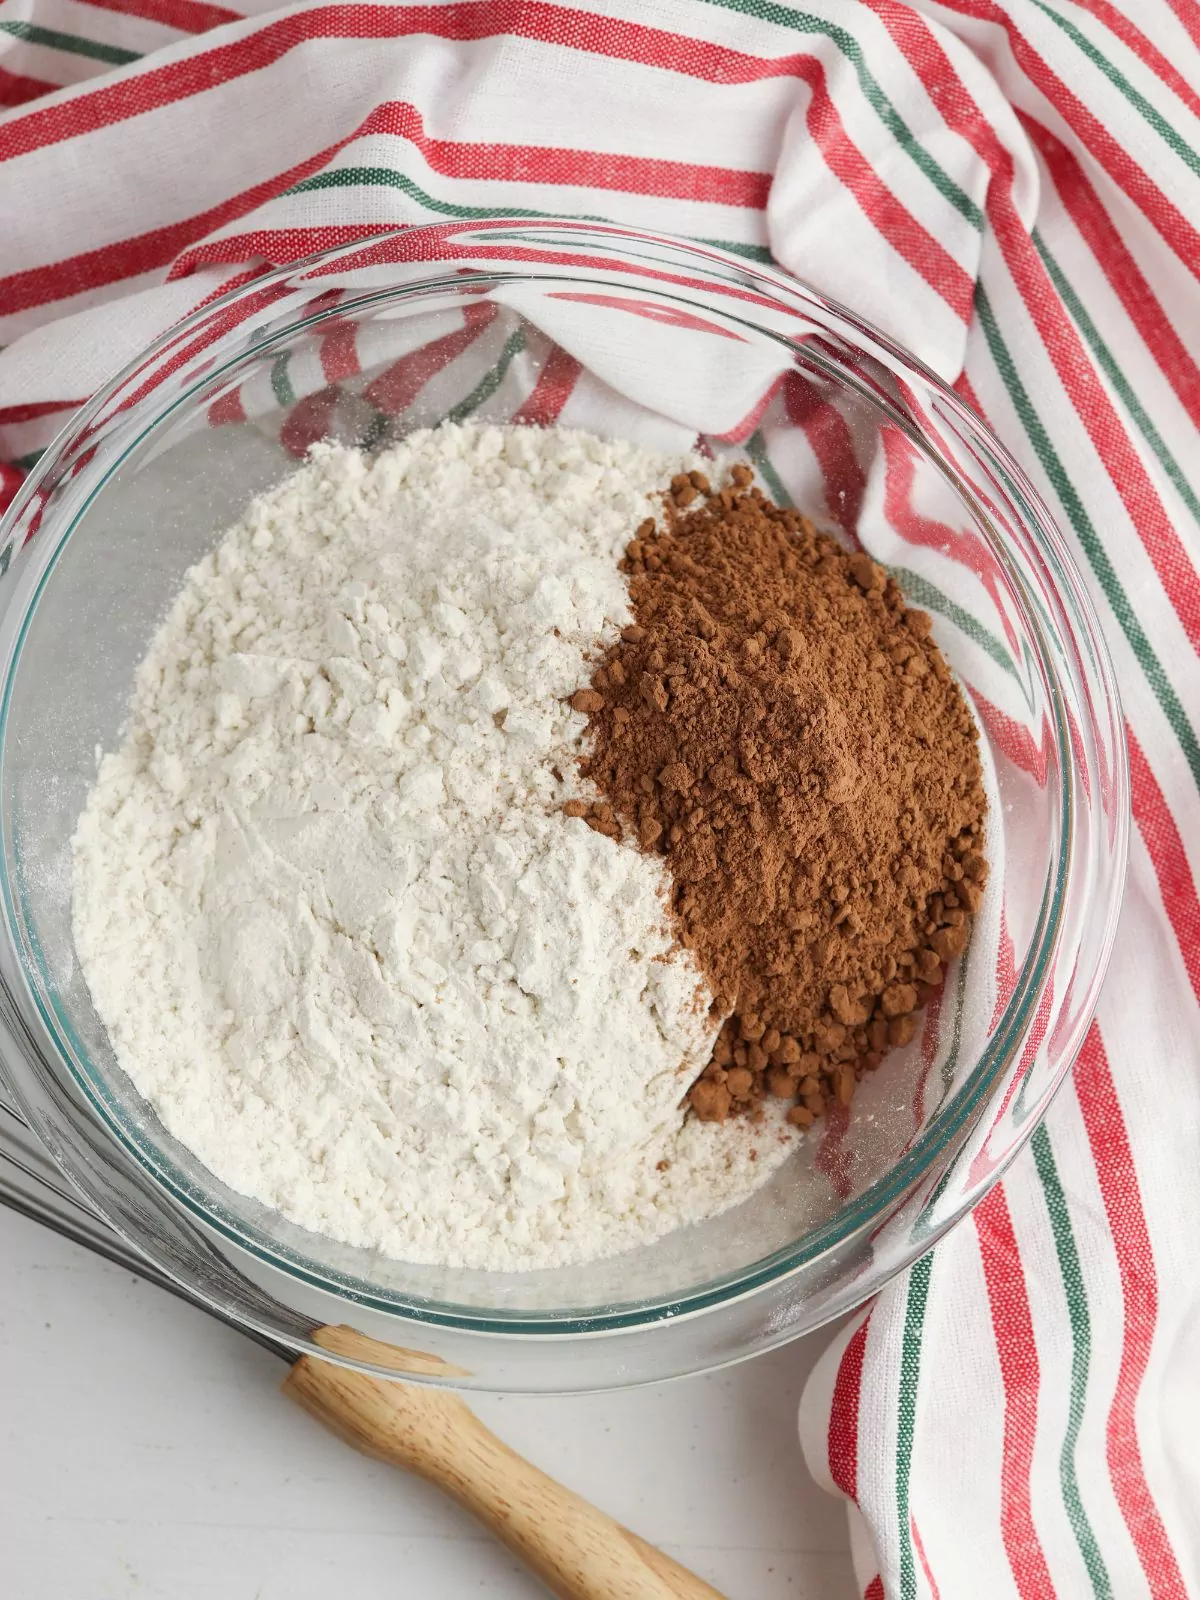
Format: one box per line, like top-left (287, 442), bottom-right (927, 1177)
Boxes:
top-left (284, 1351), bottom-right (728, 1600)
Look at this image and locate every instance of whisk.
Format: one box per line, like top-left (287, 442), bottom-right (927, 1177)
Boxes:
top-left (0, 1086), bottom-right (725, 1600)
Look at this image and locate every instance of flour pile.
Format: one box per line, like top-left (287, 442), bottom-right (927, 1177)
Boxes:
top-left (72, 425), bottom-right (795, 1270)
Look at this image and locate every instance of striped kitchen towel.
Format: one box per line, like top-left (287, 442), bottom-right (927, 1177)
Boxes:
top-left (2, 2), bottom-right (1198, 1596)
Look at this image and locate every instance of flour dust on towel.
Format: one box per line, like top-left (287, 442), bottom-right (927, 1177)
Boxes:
top-left (72, 424), bottom-right (797, 1272)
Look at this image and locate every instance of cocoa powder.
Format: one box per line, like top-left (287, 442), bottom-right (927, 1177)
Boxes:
top-left (575, 468), bottom-right (988, 1126)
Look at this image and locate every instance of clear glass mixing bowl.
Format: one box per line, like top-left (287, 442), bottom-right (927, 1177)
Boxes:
top-left (0, 221), bottom-right (1127, 1391)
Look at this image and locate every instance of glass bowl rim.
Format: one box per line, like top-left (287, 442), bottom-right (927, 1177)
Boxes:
top-left (0, 220), bottom-right (1129, 1334)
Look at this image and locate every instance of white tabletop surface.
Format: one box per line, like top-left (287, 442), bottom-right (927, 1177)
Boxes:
top-left (0, 1206), bottom-right (857, 1599)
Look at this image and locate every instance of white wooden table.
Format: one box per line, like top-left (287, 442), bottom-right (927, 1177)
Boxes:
top-left (0, 1207), bottom-right (856, 1599)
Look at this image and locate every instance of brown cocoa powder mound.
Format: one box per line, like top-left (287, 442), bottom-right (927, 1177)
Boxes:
top-left (575, 470), bottom-right (988, 1126)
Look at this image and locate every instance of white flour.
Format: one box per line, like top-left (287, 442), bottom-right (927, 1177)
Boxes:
top-left (72, 424), bottom-right (795, 1271)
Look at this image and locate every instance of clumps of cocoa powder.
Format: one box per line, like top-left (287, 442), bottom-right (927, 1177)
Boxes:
top-left (572, 466), bottom-right (988, 1128)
